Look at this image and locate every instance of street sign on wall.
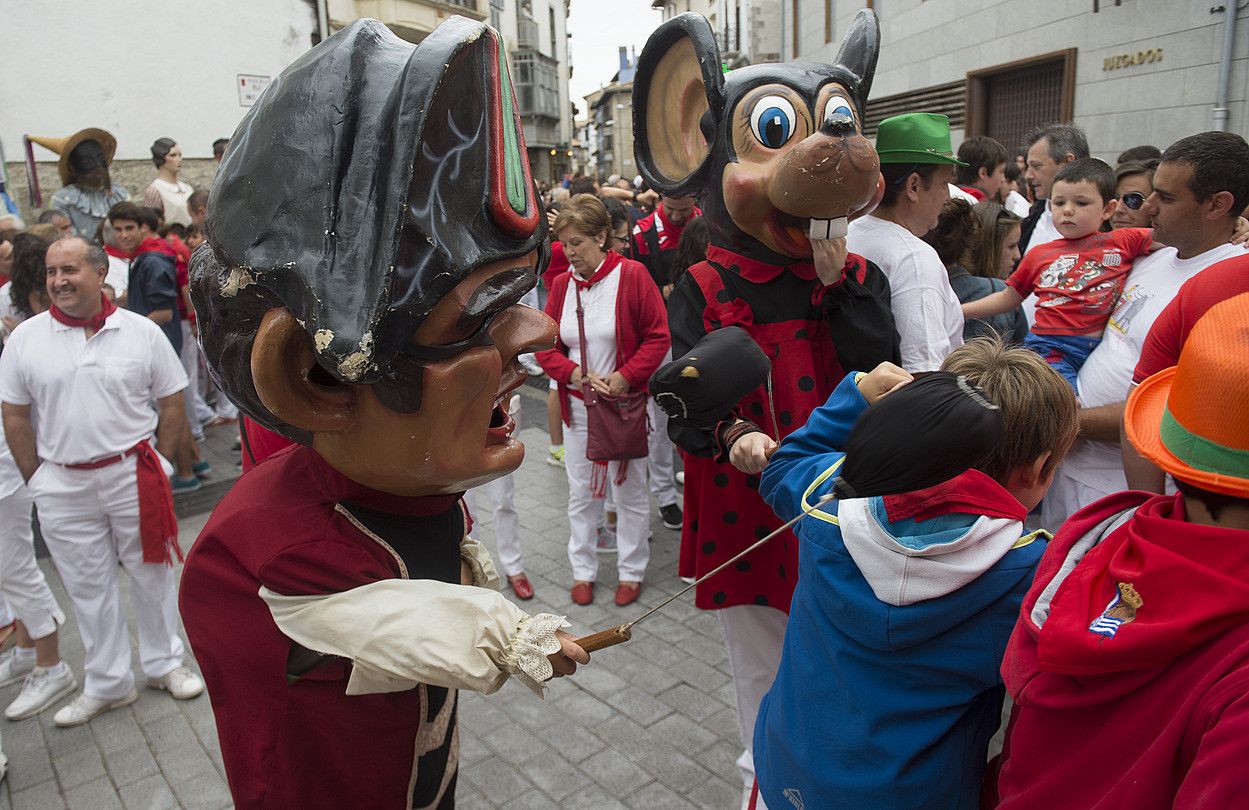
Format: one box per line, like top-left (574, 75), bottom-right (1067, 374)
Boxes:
top-left (237, 74), bottom-right (272, 107)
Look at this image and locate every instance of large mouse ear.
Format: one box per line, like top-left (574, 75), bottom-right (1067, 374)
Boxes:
top-left (633, 13), bottom-right (723, 196)
top-left (834, 9), bottom-right (880, 118)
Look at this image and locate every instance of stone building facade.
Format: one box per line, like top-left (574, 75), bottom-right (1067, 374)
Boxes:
top-left (784, 0), bottom-right (1247, 161)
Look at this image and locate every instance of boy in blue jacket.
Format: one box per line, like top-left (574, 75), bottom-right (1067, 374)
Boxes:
top-left (751, 340), bottom-right (1078, 810)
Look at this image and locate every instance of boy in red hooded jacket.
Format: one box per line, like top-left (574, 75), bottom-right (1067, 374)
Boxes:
top-left (989, 291), bottom-right (1249, 809)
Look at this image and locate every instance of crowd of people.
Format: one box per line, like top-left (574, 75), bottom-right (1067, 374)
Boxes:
top-left (0, 107), bottom-right (1248, 810)
top-left (0, 131), bottom-right (240, 775)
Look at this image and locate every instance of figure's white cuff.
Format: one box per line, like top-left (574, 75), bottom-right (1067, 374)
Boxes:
top-left (501, 613), bottom-right (570, 697)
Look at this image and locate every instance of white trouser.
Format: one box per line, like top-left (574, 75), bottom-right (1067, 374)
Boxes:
top-left (28, 458), bottom-right (184, 700)
top-left (467, 473), bottom-right (523, 577)
top-left (180, 321), bottom-right (214, 432)
top-left (0, 595), bottom-right (11, 626)
top-left (647, 397), bottom-right (678, 508)
top-left (564, 397), bottom-right (650, 582)
top-left (0, 487), bottom-right (64, 639)
top-left (719, 604), bottom-right (788, 789)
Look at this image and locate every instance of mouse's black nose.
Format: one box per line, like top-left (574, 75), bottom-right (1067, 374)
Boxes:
top-left (820, 113), bottom-right (856, 137)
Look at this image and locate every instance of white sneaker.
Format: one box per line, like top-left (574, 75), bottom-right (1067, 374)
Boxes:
top-left (52, 689), bottom-right (137, 727)
top-left (0, 648), bottom-right (35, 687)
top-left (147, 666), bottom-right (204, 700)
top-left (5, 665), bottom-right (77, 720)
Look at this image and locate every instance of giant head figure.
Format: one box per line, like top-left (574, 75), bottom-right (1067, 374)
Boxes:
top-left (633, 10), bottom-right (884, 264)
top-left (193, 18), bottom-right (555, 496)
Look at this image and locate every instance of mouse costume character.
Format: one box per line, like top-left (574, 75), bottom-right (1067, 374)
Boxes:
top-left (25, 128), bottom-right (129, 238)
top-left (633, 10), bottom-right (900, 791)
top-left (180, 19), bottom-right (572, 809)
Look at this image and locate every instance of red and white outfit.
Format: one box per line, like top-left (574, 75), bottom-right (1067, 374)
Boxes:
top-left (536, 251), bottom-right (670, 585)
top-left (990, 492), bottom-right (1249, 808)
top-left (0, 305), bottom-right (189, 701)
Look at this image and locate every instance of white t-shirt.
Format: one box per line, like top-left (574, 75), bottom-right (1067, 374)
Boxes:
top-left (847, 215), bottom-right (964, 372)
top-left (558, 261), bottom-right (619, 378)
top-left (1005, 190), bottom-right (1031, 218)
top-left (1043, 241), bottom-right (1246, 528)
top-left (0, 308), bottom-right (187, 464)
top-left (106, 254), bottom-right (130, 297)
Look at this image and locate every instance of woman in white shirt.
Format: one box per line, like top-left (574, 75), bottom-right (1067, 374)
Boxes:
top-left (143, 139), bottom-right (195, 227)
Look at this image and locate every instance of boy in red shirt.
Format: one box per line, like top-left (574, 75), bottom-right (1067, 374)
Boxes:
top-left (989, 291), bottom-right (1249, 809)
top-left (963, 158), bottom-right (1154, 388)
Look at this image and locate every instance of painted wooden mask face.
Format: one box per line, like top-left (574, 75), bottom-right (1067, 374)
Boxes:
top-left (194, 17), bottom-right (557, 495)
top-left (633, 11), bottom-right (885, 265)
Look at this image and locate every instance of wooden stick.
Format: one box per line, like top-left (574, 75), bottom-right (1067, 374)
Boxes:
top-left (573, 624), bottom-right (633, 653)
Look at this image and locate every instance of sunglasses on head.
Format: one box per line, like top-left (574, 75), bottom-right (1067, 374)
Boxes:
top-left (1119, 191), bottom-right (1146, 210)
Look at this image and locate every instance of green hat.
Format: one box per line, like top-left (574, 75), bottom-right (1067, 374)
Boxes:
top-left (875, 113), bottom-right (968, 166)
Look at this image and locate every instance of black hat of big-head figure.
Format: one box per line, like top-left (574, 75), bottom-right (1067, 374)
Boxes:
top-left (194, 17), bottom-right (544, 441)
top-left (632, 10), bottom-right (881, 265)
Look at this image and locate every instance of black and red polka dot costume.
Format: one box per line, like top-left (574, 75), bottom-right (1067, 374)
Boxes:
top-left (667, 244), bottom-right (899, 612)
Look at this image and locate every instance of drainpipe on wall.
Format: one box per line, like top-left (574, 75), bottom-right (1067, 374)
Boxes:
top-left (316, 0), bottom-right (330, 45)
top-left (1212, 3), bottom-right (1237, 132)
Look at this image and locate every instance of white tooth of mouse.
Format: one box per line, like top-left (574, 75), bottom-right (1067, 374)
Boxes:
top-left (808, 217), bottom-right (848, 241)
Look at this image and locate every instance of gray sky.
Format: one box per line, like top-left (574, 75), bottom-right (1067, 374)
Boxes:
top-left (567, 1), bottom-right (665, 119)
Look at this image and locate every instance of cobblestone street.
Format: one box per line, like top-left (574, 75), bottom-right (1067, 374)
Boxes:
top-left (1, 391), bottom-right (746, 809)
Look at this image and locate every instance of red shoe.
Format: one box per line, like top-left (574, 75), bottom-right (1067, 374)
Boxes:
top-left (615, 582), bottom-right (642, 607)
top-left (571, 582), bottom-right (594, 605)
top-left (508, 574), bottom-right (534, 601)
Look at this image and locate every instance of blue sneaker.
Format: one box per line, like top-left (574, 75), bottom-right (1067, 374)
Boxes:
top-left (192, 460), bottom-right (213, 480)
top-left (171, 476), bottom-right (201, 494)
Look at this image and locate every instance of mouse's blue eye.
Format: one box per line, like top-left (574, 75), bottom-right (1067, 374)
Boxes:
top-left (822, 95), bottom-right (857, 128)
top-left (750, 96), bottom-right (798, 149)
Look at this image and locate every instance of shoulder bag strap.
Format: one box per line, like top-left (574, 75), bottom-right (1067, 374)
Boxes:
top-left (573, 282), bottom-right (597, 406)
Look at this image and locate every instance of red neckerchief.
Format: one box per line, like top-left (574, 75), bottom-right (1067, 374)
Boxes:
top-left (136, 236), bottom-right (176, 258)
top-left (104, 244), bottom-right (134, 260)
top-left (705, 244), bottom-right (816, 283)
top-left (958, 186), bottom-right (987, 201)
top-left (573, 250), bottom-right (623, 290)
top-left (882, 469), bottom-right (1027, 523)
top-left (656, 204), bottom-right (699, 244)
top-left (48, 292), bottom-right (117, 333)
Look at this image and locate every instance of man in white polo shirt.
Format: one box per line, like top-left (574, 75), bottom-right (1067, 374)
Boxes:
top-left (847, 112), bottom-right (964, 371)
top-left (0, 236), bottom-right (204, 727)
top-left (1042, 131), bottom-right (1249, 530)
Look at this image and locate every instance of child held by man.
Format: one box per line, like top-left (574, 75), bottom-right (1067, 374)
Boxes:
top-left (750, 339), bottom-right (1078, 810)
top-left (961, 158), bottom-right (1156, 387)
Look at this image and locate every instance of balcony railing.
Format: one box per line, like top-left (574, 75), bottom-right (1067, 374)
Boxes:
top-left (518, 16), bottom-right (539, 50)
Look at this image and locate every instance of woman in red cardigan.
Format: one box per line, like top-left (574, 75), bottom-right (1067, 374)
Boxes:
top-left (536, 194), bottom-right (670, 607)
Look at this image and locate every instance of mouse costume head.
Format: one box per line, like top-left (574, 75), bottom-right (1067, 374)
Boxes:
top-left (633, 10), bottom-right (883, 264)
top-left (193, 17), bottom-right (556, 496)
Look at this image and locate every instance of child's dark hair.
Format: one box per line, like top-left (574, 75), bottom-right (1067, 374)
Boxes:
top-left (1052, 158), bottom-right (1116, 204)
top-left (186, 223), bottom-right (204, 239)
top-left (107, 201), bottom-right (161, 232)
top-left (672, 215), bottom-right (710, 277)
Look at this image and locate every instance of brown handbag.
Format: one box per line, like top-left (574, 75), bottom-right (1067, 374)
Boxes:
top-left (573, 281), bottom-right (650, 461)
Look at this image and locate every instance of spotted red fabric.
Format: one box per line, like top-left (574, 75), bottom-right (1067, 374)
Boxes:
top-left (677, 259), bottom-right (847, 612)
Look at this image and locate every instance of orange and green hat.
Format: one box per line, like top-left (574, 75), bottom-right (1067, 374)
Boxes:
top-left (1126, 291), bottom-right (1249, 498)
top-left (874, 113), bottom-right (967, 166)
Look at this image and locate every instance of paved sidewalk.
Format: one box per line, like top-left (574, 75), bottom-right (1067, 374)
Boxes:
top-left (1, 392), bottom-right (748, 809)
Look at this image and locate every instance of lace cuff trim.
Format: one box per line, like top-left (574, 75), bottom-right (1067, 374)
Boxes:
top-left (501, 613), bottom-right (570, 697)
